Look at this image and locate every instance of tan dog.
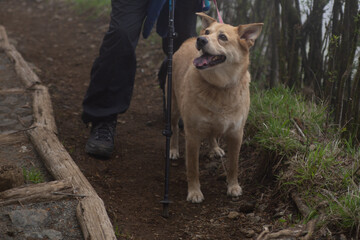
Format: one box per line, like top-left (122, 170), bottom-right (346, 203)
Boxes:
top-left (169, 13), bottom-right (263, 203)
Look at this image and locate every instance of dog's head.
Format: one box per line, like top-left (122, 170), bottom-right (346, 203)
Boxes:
top-left (193, 12), bottom-right (263, 72)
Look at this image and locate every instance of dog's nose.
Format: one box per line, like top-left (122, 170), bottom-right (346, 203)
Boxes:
top-left (196, 37), bottom-right (208, 50)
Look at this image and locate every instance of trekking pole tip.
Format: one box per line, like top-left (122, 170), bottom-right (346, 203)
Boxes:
top-left (162, 204), bottom-right (169, 218)
top-left (160, 200), bottom-right (171, 218)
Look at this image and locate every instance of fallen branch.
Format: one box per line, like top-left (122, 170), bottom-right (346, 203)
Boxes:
top-left (3, 45), bottom-right (41, 88)
top-left (256, 226), bottom-right (270, 240)
top-left (0, 132), bottom-right (28, 145)
top-left (0, 25), bottom-right (39, 87)
top-left (290, 192), bottom-right (323, 240)
top-left (257, 193), bottom-right (321, 239)
top-left (0, 178), bottom-right (73, 206)
top-left (257, 227), bottom-right (306, 240)
top-left (291, 118), bottom-right (307, 140)
top-left (32, 84), bottom-right (58, 134)
top-left (268, 228), bottom-right (305, 238)
top-left (302, 219), bottom-right (316, 240)
top-left (291, 192), bottom-right (311, 216)
top-left (0, 88), bottom-right (27, 94)
top-left (0, 25), bottom-right (10, 48)
top-left (0, 25), bottom-right (115, 239)
top-left (28, 126), bottom-right (116, 240)
top-left (52, 192), bottom-right (87, 198)
top-left (77, 196), bottom-right (118, 240)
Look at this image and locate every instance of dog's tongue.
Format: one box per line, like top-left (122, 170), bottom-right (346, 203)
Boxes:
top-left (193, 54), bottom-right (213, 68)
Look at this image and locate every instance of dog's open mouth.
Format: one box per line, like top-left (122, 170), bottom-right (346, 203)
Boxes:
top-left (193, 53), bottom-right (226, 69)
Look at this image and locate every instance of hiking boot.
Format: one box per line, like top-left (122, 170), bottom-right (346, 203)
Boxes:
top-left (85, 120), bottom-right (117, 158)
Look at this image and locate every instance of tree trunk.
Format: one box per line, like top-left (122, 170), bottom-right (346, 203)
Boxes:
top-left (303, 0), bottom-right (329, 98)
top-left (268, 0), bottom-right (280, 88)
top-left (349, 56), bottom-right (360, 140)
top-left (334, 0), bottom-right (359, 126)
top-left (279, 0), bottom-right (302, 88)
top-left (324, 0), bottom-right (342, 103)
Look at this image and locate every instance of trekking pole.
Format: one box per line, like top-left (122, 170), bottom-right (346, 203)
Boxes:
top-left (161, 0), bottom-right (176, 218)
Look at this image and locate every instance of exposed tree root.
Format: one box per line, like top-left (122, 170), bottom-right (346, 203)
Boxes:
top-left (257, 226), bottom-right (306, 240)
top-left (256, 192), bottom-right (319, 239)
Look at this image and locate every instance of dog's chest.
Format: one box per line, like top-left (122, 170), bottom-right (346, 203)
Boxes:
top-left (185, 91), bottom-right (248, 134)
top-left (211, 112), bottom-right (244, 135)
top-left (181, 78), bottom-right (250, 136)
top-left (192, 107), bottom-right (246, 137)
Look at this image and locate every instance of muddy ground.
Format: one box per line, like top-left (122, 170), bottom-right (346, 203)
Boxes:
top-left (0, 1), bottom-right (295, 239)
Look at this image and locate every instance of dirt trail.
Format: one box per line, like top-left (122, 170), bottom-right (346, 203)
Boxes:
top-left (0, 1), bottom-right (285, 239)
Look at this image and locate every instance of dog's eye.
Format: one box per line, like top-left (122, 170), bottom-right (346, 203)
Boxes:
top-left (219, 34), bottom-right (228, 41)
top-left (205, 30), bottom-right (210, 35)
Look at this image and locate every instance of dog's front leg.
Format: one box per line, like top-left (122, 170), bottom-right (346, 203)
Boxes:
top-left (185, 134), bottom-right (204, 203)
top-left (169, 94), bottom-right (180, 159)
top-left (225, 131), bottom-right (243, 197)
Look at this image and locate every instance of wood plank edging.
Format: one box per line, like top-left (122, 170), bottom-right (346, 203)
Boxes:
top-left (0, 25), bottom-right (116, 240)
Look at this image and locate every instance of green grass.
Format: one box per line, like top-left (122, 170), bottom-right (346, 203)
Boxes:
top-left (248, 85), bottom-right (360, 237)
top-left (23, 167), bottom-right (45, 184)
top-left (114, 224), bottom-right (134, 240)
top-left (248, 86), bottom-right (327, 156)
top-left (328, 189), bottom-right (360, 233)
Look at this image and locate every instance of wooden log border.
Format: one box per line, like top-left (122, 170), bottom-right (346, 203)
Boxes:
top-left (0, 25), bottom-right (116, 240)
top-left (0, 178), bottom-right (74, 206)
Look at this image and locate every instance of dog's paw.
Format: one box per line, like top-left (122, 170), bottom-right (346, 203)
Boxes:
top-left (210, 146), bottom-right (225, 159)
top-left (169, 149), bottom-right (179, 159)
top-left (227, 184), bottom-right (243, 197)
top-left (187, 190), bottom-right (204, 203)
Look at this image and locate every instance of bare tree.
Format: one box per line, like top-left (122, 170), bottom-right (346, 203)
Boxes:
top-left (302, 0), bottom-right (329, 98)
top-left (215, 0), bottom-right (360, 139)
top-left (279, 0), bottom-right (302, 88)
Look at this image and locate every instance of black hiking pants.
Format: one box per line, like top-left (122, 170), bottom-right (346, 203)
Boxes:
top-left (82, 0), bottom-right (200, 123)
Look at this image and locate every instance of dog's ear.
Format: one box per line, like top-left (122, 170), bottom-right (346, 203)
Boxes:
top-left (196, 12), bottom-right (217, 29)
top-left (238, 23), bottom-right (263, 47)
